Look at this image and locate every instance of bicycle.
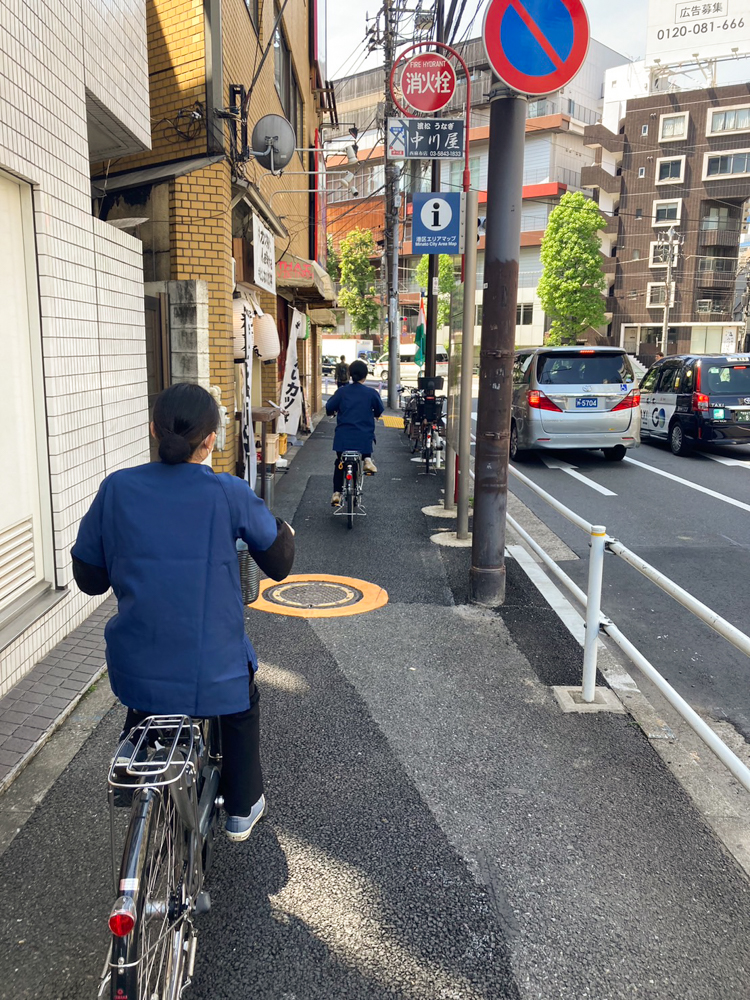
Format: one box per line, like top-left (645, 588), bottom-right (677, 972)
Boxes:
top-left (333, 449), bottom-right (366, 529)
top-left (99, 714), bottom-right (222, 999)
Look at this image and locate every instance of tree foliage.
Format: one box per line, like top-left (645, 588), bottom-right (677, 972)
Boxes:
top-left (538, 191), bottom-right (607, 345)
top-left (415, 254), bottom-right (457, 326)
top-left (337, 228), bottom-right (381, 334)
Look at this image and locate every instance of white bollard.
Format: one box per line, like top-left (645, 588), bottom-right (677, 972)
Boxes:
top-left (582, 525), bottom-right (607, 702)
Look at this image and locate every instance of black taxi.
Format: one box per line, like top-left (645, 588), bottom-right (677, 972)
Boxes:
top-left (639, 353), bottom-right (750, 455)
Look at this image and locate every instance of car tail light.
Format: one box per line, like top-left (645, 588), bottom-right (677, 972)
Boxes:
top-left (692, 392), bottom-right (710, 412)
top-left (109, 896), bottom-right (136, 937)
top-left (527, 389), bottom-right (562, 412)
top-left (579, 349), bottom-right (595, 355)
top-left (611, 390), bottom-right (640, 411)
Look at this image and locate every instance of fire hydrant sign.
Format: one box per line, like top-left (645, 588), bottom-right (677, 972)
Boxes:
top-left (400, 53), bottom-right (456, 113)
top-left (387, 118), bottom-right (465, 159)
top-left (482, 0), bottom-right (590, 96)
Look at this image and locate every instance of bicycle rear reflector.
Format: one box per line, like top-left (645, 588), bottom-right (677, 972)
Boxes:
top-left (109, 896), bottom-right (137, 937)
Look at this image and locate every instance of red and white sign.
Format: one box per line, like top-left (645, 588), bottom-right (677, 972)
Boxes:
top-left (400, 54), bottom-right (456, 113)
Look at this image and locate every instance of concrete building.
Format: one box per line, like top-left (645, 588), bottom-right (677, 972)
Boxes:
top-left (584, 83), bottom-right (750, 362)
top-left (328, 35), bottom-right (627, 348)
top-left (0, 0), bottom-right (151, 695)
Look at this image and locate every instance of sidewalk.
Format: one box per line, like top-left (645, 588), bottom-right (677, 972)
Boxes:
top-left (1, 410), bottom-right (749, 998)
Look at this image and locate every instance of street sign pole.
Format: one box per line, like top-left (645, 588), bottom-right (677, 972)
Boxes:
top-left (425, 0), bottom-right (445, 381)
top-left (457, 188), bottom-right (478, 540)
top-left (470, 91), bottom-right (526, 605)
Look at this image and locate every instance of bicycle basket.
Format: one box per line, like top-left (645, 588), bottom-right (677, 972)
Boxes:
top-left (237, 542), bottom-right (260, 605)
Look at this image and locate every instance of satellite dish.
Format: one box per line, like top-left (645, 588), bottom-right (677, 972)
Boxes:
top-left (251, 114), bottom-right (296, 175)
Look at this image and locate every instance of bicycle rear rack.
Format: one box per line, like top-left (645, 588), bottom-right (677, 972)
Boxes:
top-left (108, 714), bottom-right (198, 788)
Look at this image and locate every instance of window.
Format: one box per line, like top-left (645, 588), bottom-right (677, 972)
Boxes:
top-left (274, 7), bottom-right (302, 144)
top-left (516, 303), bottom-right (533, 325)
top-left (641, 124), bottom-right (649, 136)
top-left (657, 365), bottom-right (680, 393)
top-left (244, 0), bottom-right (259, 29)
top-left (638, 167), bottom-right (645, 178)
top-left (649, 241), bottom-right (677, 267)
top-left (652, 198), bottom-right (682, 226)
top-left (707, 104), bottom-right (750, 136)
top-left (659, 112), bottom-right (688, 141)
top-left (450, 156), bottom-right (480, 191)
top-left (632, 249), bottom-right (641, 260)
top-left (512, 353), bottom-right (532, 382)
top-left (536, 351), bottom-right (634, 385)
top-left (640, 366), bottom-right (660, 392)
top-left (703, 149), bottom-right (750, 180)
top-left (656, 156), bottom-right (685, 184)
top-left (635, 208), bottom-right (643, 220)
top-left (647, 282), bottom-right (675, 307)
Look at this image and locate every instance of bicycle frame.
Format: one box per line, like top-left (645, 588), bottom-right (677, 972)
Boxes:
top-left (333, 451), bottom-right (366, 524)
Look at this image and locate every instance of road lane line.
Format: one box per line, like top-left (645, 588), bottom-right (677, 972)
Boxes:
top-left (705, 454), bottom-right (750, 470)
top-left (624, 456), bottom-right (750, 513)
top-left (540, 456), bottom-right (617, 496)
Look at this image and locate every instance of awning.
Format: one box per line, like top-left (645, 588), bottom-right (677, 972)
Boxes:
top-left (276, 253), bottom-right (336, 306)
top-left (91, 154), bottom-right (226, 198)
top-left (308, 308), bottom-right (337, 326)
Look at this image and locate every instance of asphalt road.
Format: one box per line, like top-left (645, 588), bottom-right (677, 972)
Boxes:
top-left (501, 432), bottom-right (750, 738)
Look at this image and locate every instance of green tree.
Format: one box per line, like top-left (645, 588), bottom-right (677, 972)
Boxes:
top-left (337, 228), bottom-right (381, 334)
top-left (538, 191), bottom-right (607, 345)
top-left (415, 254), bottom-right (457, 326)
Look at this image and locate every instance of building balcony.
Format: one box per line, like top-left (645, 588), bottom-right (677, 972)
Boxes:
top-left (598, 214), bottom-right (620, 237)
top-left (698, 223), bottom-right (741, 247)
top-left (581, 164), bottom-right (622, 195)
top-left (583, 123), bottom-right (624, 155)
top-left (696, 267), bottom-right (736, 289)
top-left (601, 253), bottom-right (617, 275)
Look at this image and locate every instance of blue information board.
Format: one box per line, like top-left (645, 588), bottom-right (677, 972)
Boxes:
top-left (412, 192), bottom-right (465, 254)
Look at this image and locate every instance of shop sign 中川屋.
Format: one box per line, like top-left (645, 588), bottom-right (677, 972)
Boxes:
top-left (386, 118), bottom-right (465, 160)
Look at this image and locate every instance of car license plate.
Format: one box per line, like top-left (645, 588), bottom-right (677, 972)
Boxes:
top-left (575, 397), bottom-right (598, 408)
top-left (736, 411), bottom-right (750, 423)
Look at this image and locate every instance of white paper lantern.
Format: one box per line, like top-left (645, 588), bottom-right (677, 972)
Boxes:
top-left (254, 312), bottom-right (281, 360)
top-left (232, 298), bottom-right (252, 359)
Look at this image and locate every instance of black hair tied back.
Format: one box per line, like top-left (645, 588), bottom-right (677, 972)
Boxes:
top-left (152, 383), bottom-right (220, 465)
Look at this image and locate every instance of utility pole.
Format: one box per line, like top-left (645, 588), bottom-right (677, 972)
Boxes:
top-left (659, 225), bottom-right (681, 355)
top-left (470, 89), bottom-right (526, 606)
top-left (424, 0), bottom-right (445, 380)
top-left (384, 0), bottom-right (400, 407)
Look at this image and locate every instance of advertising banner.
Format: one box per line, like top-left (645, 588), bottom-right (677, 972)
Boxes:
top-left (646, 0), bottom-right (750, 63)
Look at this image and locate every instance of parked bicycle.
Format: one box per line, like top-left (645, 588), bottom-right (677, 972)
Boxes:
top-left (99, 714), bottom-right (222, 1000)
top-left (333, 449), bottom-right (366, 529)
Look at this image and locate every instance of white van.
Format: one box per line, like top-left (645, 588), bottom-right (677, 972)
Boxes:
top-left (375, 344), bottom-right (449, 385)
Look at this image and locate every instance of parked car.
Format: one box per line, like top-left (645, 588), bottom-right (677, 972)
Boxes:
top-left (639, 353), bottom-right (750, 455)
top-left (376, 344), bottom-right (449, 385)
top-left (510, 346), bottom-right (641, 461)
top-left (357, 350), bottom-right (379, 374)
top-left (321, 355), bottom-right (338, 377)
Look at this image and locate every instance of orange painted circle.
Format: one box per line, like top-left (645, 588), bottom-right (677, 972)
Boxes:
top-left (249, 574), bottom-right (388, 618)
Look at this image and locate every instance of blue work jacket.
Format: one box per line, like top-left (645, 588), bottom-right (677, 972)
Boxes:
top-left (71, 463), bottom-right (278, 717)
top-left (326, 381), bottom-right (384, 454)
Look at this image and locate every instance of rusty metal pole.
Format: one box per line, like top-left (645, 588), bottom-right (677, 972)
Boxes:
top-left (470, 89), bottom-right (526, 606)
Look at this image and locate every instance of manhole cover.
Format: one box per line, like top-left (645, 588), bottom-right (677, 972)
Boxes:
top-left (250, 574), bottom-right (388, 618)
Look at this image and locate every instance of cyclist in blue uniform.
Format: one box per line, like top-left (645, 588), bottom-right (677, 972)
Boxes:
top-left (71, 383), bottom-right (294, 841)
top-left (325, 359), bottom-right (384, 506)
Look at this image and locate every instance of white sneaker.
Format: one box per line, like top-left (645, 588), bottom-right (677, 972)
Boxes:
top-left (363, 457), bottom-right (377, 474)
top-left (331, 492), bottom-right (341, 506)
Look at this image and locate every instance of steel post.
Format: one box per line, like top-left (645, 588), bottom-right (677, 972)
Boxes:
top-left (582, 525), bottom-right (606, 702)
top-left (470, 92), bottom-right (526, 604)
top-left (457, 189), bottom-right (478, 539)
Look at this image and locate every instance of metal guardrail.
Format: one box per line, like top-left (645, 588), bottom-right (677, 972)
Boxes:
top-left (467, 444), bottom-right (750, 794)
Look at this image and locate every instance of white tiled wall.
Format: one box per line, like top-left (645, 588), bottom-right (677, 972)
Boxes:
top-left (0, 0), bottom-right (150, 693)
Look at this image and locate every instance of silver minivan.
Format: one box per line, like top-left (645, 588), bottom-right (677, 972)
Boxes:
top-left (511, 347), bottom-right (641, 461)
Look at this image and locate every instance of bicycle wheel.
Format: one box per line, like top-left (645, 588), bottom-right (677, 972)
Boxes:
top-left (347, 485), bottom-right (355, 529)
top-left (424, 430), bottom-right (432, 475)
top-left (110, 787), bottom-right (191, 1000)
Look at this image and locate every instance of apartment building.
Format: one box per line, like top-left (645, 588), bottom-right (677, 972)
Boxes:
top-left (328, 35), bottom-right (627, 347)
top-left (93, 0), bottom-right (333, 475)
top-left (584, 83), bottom-right (750, 360)
top-left (1, 0), bottom-right (151, 695)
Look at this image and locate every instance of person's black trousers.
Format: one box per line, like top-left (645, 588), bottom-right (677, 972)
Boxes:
top-left (333, 452), bottom-right (371, 492)
top-left (121, 678), bottom-right (263, 817)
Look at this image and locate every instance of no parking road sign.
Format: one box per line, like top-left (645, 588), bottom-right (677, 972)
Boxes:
top-left (482, 0), bottom-right (590, 96)
top-left (412, 192), bottom-right (465, 254)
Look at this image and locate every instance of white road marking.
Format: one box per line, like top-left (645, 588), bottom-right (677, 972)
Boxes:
top-left (624, 456), bottom-right (750, 513)
top-left (705, 454), bottom-right (750, 470)
top-left (540, 456), bottom-right (617, 496)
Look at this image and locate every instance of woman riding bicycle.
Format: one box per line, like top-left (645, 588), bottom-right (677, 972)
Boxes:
top-left (71, 383), bottom-right (294, 841)
top-left (325, 359), bottom-right (384, 506)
